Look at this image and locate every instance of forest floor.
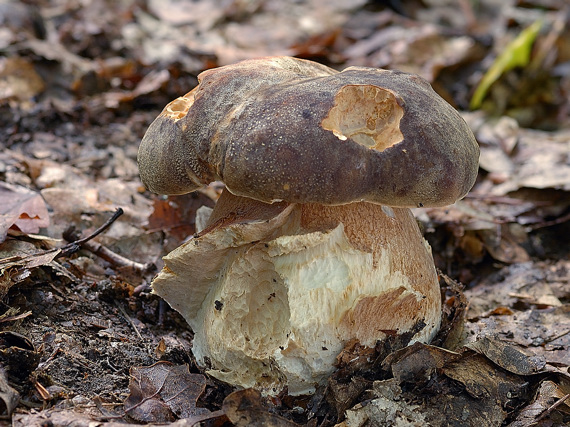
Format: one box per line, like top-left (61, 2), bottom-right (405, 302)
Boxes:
top-left (0, 0), bottom-right (569, 426)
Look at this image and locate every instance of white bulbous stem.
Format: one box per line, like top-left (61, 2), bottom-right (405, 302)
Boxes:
top-left (152, 189), bottom-right (441, 395)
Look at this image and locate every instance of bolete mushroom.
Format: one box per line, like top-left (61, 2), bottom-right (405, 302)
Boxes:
top-left (138, 57), bottom-right (479, 396)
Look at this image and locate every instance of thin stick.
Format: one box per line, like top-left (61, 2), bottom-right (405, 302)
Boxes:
top-left (534, 393), bottom-right (570, 423)
top-left (528, 211), bottom-right (570, 231)
top-left (60, 208), bottom-right (124, 257)
top-left (79, 239), bottom-right (154, 274)
top-left (60, 208), bottom-right (155, 273)
top-left (116, 301), bottom-right (144, 341)
top-left (0, 310), bottom-right (32, 323)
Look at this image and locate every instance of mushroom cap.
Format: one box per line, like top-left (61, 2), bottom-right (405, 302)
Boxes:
top-left (138, 56), bottom-right (479, 207)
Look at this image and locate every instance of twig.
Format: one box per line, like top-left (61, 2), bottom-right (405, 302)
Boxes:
top-left (543, 329), bottom-right (570, 344)
top-left (78, 239), bottom-right (155, 274)
top-left (61, 208), bottom-right (155, 274)
top-left (534, 393), bottom-right (570, 423)
top-left (60, 208), bottom-right (125, 257)
top-left (116, 301), bottom-right (143, 341)
top-left (0, 310), bottom-right (32, 323)
top-left (527, 211), bottom-right (570, 231)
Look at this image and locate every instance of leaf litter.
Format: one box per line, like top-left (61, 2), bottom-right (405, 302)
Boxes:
top-left (0, 0), bottom-right (568, 426)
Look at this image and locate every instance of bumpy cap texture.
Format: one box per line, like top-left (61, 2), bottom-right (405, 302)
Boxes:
top-left (138, 56), bottom-right (479, 207)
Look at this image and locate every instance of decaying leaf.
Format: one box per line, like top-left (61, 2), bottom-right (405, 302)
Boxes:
top-left (0, 331), bottom-right (39, 381)
top-left (345, 341), bottom-right (532, 426)
top-left (431, 272), bottom-right (468, 350)
top-left (509, 380), bottom-right (570, 426)
top-left (0, 56), bottom-right (45, 108)
top-left (0, 366), bottom-right (19, 417)
top-left (146, 192), bottom-right (214, 246)
top-left (383, 342), bottom-right (461, 384)
top-left (0, 240), bottom-right (62, 298)
top-left (340, 379), bottom-right (427, 427)
top-left (465, 307), bottom-right (570, 367)
top-left (223, 389), bottom-right (299, 427)
top-left (466, 260), bottom-right (565, 317)
top-left (467, 336), bottom-right (546, 375)
top-left (464, 261), bottom-right (569, 367)
top-left (0, 182), bottom-right (49, 243)
top-left (124, 362), bottom-right (208, 423)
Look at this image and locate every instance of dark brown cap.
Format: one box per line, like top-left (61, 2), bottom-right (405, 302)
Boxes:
top-left (138, 56), bottom-right (479, 207)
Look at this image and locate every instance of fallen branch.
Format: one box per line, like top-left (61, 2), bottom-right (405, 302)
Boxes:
top-left (60, 208), bottom-right (124, 257)
top-left (534, 393), bottom-right (570, 423)
top-left (61, 208), bottom-right (155, 274)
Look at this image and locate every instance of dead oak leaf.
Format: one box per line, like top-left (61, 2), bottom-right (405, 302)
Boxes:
top-left (0, 182), bottom-right (49, 243)
top-left (467, 335), bottom-right (546, 376)
top-left (0, 366), bottom-right (19, 417)
top-left (223, 389), bottom-right (299, 427)
top-left (379, 342), bottom-right (529, 426)
top-left (124, 362), bottom-right (208, 423)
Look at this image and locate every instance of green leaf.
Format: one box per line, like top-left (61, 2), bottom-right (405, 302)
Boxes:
top-left (470, 20), bottom-right (542, 110)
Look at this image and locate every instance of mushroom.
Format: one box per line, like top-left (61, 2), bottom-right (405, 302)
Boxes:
top-left (138, 57), bottom-right (479, 396)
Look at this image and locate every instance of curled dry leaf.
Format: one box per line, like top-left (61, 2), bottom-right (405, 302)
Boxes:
top-left (349, 341), bottom-right (531, 427)
top-left (513, 380), bottom-right (570, 425)
top-left (430, 272), bottom-right (468, 350)
top-left (0, 182), bottom-right (49, 243)
top-left (124, 362), bottom-right (208, 423)
top-left (466, 336), bottom-right (546, 376)
top-left (0, 366), bottom-right (19, 417)
top-left (0, 331), bottom-right (39, 381)
top-left (0, 56), bottom-right (45, 108)
top-left (223, 389), bottom-right (300, 427)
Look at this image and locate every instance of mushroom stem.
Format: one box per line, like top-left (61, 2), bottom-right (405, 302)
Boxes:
top-left (152, 189), bottom-right (441, 395)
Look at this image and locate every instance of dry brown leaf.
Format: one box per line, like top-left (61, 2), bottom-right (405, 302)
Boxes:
top-left (0, 56), bottom-right (44, 108)
top-left (363, 342), bottom-right (528, 426)
top-left (509, 380), bottom-right (570, 426)
top-left (466, 114), bottom-right (570, 195)
top-left (124, 362), bottom-right (208, 423)
top-left (431, 272), bottom-right (468, 350)
top-left (0, 330), bottom-right (40, 383)
top-left (466, 261), bottom-right (565, 319)
top-left (479, 226), bottom-right (530, 264)
top-left (476, 116), bottom-right (519, 177)
top-left (464, 260), bottom-right (569, 367)
top-left (0, 182), bottom-right (49, 243)
top-left (223, 389), bottom-right (299, 427)
top-left (465, 306), bottom-right (570, 367)
top-left (467, 336), bottom-right (546, 376)
top-left (0, 366), bottom-right (19, 417)
top-left (147, 193), bottom-right (213, 244)
top-left (384, 342), bottom-right (460, 384)
top-left (346, 24), bottom-right (478, 82)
